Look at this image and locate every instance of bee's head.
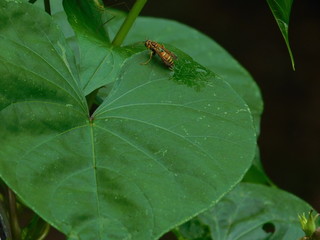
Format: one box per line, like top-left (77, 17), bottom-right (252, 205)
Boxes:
top-left (145, 40), bottom-right (152, 48)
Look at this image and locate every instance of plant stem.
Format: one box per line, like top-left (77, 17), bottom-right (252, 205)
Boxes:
top-left (23, 215), bottom-right (51, 240)
top-left (8, 188), bottom-right (21, 240)
top-left (44, 0), bottom-right (51, 15)
top-left (36, 223), bottom-right (50, 240)
top-left (112, 0), bottom-right (148, 46)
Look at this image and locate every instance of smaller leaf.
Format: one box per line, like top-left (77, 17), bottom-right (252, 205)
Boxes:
top-left (177, 183), bottom-right (312, 240)
top-left (266, 0), bottom-right (295, 70)
top-left (76, 36), bottom-right (133, 95)
top-left (63, 2), bottom-right (138, 94)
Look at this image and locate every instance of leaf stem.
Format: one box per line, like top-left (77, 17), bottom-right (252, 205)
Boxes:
top-left (112, 0), bottom-right (148, 46)
top-left (8, 188), bottom-right (21, 240)
top-left (44, 0), bottom-right (51, 15)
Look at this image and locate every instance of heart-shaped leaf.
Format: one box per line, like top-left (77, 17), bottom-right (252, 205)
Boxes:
top-left (0, 1), bottom-right (256, 239)
top-left (176, 183), bottom-right (312, 240)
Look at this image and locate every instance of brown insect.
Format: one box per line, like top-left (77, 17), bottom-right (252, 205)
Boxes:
top-left (141, 40), bottom-right (177, 69)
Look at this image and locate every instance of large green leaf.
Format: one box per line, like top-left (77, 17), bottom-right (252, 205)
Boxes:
top-left (176, 183), bottom-right (311, 240)
top-left (0, 1), bottom-right (256, 239)
top-left (266, 0), bottom-right (295, 70)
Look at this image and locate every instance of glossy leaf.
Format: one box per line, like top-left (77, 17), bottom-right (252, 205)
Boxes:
top-left (177, 183), bottom-right (312, 240)
top-left (0, 1), bottom-right (256, 240)
top-left (266, 0), bottom-right (295, 70)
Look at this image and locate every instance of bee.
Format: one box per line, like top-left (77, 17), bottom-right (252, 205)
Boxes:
top-left (141, 40), bottom-right (177, 69)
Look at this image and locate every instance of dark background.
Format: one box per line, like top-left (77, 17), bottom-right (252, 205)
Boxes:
top-left (52, 0), bottom-right (320, 239)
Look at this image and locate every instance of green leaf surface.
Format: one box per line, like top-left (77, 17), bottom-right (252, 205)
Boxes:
top-left (50, 0), bottom-right (79, 64)
top-left (27, 0), bottom-right (78, 58)
top-left (63, 0), bottom-right (109, 42)
top-left (74, 35), bottom-right (133, 95)
top-left (0, 1), bottom-right (256, 239)
top-left (0, 0), bottom-right (86, 112)
top-left (177, 183), bottom-right (311, 240)
top-left (107, 14), bottom-right (263, 134)
top-left (266, 0), bottom-right (295, 70)
top-left (23, 0), bottom-right (80, 66)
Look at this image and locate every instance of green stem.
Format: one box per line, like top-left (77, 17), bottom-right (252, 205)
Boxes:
top-left (23, 215), bottom-right (51, 240)
top-left (36, 223), bottom-right (50, 240)
top-left (112, 0), bottom-right (148, 46)
top-left (8, 188), bottom-right (21, 240)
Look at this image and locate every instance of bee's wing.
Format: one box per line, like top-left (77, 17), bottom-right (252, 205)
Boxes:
top-left (152, 47), bottom-right (163, 56)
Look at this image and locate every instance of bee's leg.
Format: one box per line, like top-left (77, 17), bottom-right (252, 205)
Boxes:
top-left (141, 51), bottom-right (155, 65)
